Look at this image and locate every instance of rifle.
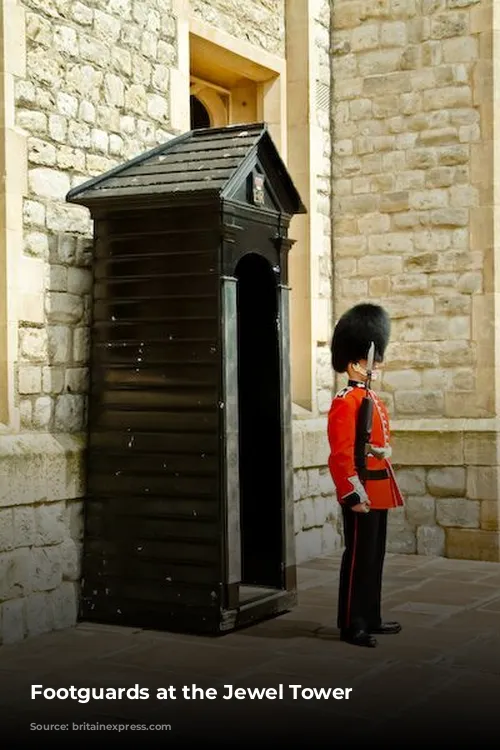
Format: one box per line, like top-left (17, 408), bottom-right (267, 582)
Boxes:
top-left (354, 341), bottom-right (375, 484)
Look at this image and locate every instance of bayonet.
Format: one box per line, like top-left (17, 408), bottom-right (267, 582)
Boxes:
top-left (366, 341), bottom-right (375, 389)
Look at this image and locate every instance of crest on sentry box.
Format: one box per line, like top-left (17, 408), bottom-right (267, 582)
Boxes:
top-left (252, 172), bottom-right (265, 206)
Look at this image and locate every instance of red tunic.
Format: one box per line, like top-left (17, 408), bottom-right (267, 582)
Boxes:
top-left (327, 382), bottom-right (404, 511)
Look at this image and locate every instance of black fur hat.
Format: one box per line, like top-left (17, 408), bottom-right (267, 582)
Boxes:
top-left (331, 303), bottom-right (391, 373)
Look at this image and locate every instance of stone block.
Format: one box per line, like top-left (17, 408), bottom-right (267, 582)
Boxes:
top-left (417, 525), bottom-right (445, 556)
top-left (293, 501), bottom-right (301, 533)
top-left (302, 421), bottom-right (329, 467)
top-left (395, 171), bottom-right (426, 191)
top-left (431, 13), bottom-right (468, 40)
top-left (457, 272), bottom-right (482, 294)
top-left (409, 189), bottom-right (448, 211)
top-left (19, 328), bottom-right (48, 362)
top-left (368, 232), bottom-right (413, 254)
top-left (394, 467), bottom-right (427, 495)
top-left (13, 506), bottom-right (36, 548)
top-left (30, 546), bottom-right (63, 592)
top-left (423, 317), bottom-right (451, 340)
top-left (388, 342), bottom-right (440, 369)
top-left (301, 498), bottom-right (316, 530)
top-left (443, 36), bottom-right (478, 63)
top-left (467, 466), bottom-right (499, 501)
top-left (45, 293), bottom-right (84, 325)
top-left (352, 24), bottom-right (379, 51)
top-left (464, 433), bottom-right (500, 465)
top-left (445, 528), bottom-right (499, 562)
top-left (65, 368), bottom-right (89, 393)
top-left (313, 496), bottom-right (327, 527)
top-left (480, 501), bottom-right (499, 532)
top-left (387, 506), bottom-right (417, 555)
top-left (321, 523), bottom-right (342, 555)
top-left (292, 421), bottom-right (304, 469)
top-left (54, 394), bottom-right (85, 432)
top-left (19, 367), bottom-right (42, 395)
top-left (0, 549), bottom-right (31, 601)
top-left (358, 49), bottom-right (403, 78)
top-left (307, 468), bottom-right (321, 496)
top-left (380, 21), bottom-right (407, 47)
top-left (318, 467), bottom-right (334, 496)
top-left (35, 502), bottom-right (66, 546)
top-left (51, 582), bottom-right (78, 630)
top-left (383, 370), bottom-right (422, 391)
top-left (427, 467), bottom-right (466, 497)
top-left (429, 208), bottom-right (469, 227)
top-left (438, 146), bottom-right (469, 166)
top-left (0, 599), bottom-right (26, 645)
top-left (0, 509), bottom-right (14, 552)
top-left (295, 528), bottom-right (323, 564)
top-left (380, 191), bottom-right (409, 212)
top-left (426, 167), bottom-right (455, 188)
top-left (358, 255), bottom-right (403, 277)
top-left (293, 469), bottom-right (308, 502)
top-left (28, 167), bottom-right (71, 200)
top-left (405, 252), bottom-right (440, 274)
top-left (335, 236), bottom-right (367, 258)
top-left (33, 397), bottom-right (52, 430)
top-left (387, 523), bottom-right (417, 554)
top-left (405, 495), bottom-right (436, 526)
top-left (395, 390), bottom-right (444, 415)
top-left (64, 500), bottom-right (84, 541)
top-left (25, 592), bottom-right (54, 637)
top-left (391, 431), bottom-right (464, 466)
top-left (369, 276), bottom-right (390, 296)
top-left (333, 1), bottom-right (365, 29)
top-left (448, 0), bottom-right (480, 7)
top-left (436, 498), bottom-right (480, 528)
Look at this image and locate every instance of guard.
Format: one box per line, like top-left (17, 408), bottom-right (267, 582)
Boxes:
top-left (327, 303), bottom-right (404, 648)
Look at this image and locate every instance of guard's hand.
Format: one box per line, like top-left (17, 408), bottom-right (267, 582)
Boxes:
top-left (351, 501), bottom-right (371, 513)
top-left (367, 444), bottom-right (392, 460)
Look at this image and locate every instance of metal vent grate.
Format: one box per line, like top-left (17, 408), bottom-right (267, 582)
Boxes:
top-left (316, 81), bottom-right (331, 112)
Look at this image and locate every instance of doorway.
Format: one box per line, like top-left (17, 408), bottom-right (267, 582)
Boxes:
top-left (234, 253), bottom-right (283, 598)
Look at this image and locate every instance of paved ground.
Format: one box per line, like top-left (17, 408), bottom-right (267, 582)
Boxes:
top-left (1, 552), bottom-right (500, 745)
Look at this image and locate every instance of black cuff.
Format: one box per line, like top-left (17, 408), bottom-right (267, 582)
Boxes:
top-left (342, 492), bottom-right (362, 508)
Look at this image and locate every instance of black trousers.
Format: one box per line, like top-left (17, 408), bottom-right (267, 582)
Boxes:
top-left (337, 506), bottom-right (388, 632)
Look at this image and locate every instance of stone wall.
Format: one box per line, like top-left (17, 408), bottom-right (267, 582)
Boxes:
top-left (331, 0), bottom-right (487, 420)
top-left (291, 0), bottom-right (339, 562)
top-left (314, 0), bottom-right (335, 416)
top-left (330, 0), bottom-right (499, 560)
top-left (389, 425), bottom-right (500, 561)
top-left (190, 0), bottom-right (285, 55)
top-left (293, 419), bottom-right (342, 563)
top-left (0, 0), bottom-right (180, 645)
top-left (17, 0), bottom-right (177, 431)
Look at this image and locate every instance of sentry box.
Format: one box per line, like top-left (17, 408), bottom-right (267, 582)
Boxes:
top-left (66, 123), bottom-right (306, 635)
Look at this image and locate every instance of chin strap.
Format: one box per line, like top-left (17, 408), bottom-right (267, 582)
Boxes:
top-left (351, 363), bottom-right (379, 381)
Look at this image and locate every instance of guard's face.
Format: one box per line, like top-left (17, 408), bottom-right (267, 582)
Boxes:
top-left (350, 358), bottom-right (384, 381)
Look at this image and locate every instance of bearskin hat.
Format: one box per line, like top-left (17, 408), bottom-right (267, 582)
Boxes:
top-left (331, 303), bottom-right (391, 374)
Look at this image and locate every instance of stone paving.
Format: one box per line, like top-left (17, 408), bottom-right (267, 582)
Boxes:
top-left (1, 552), bottom-right (500, 744)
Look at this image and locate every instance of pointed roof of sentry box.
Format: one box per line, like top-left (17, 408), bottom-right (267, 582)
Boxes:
top-left (66, 122), bottom-right (307, 216)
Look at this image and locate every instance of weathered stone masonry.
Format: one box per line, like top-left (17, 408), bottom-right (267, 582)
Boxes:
top-left (1, 0), bottom-right (180, 644)
top-left (331, 0), bottom-right (500, 560)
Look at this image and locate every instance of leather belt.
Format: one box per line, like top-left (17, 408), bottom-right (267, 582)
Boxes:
top-left (359, 469), bottom-right (389, 481)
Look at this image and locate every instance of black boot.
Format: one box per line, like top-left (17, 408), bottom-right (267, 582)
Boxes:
top-left (369, 621), bottom-right (402, 635)
top-left (340, 629), bottom-right (378, 648)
